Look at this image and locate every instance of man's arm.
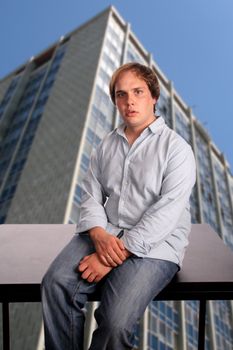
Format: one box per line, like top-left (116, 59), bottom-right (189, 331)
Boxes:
top-left (121, 142), bottom-right (196, 257)
top-left (76, 147), bottom-right (108, 233)
top-left (76, 146), bottom-right (130, 267)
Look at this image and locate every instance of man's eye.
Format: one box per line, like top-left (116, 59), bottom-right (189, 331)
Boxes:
top-left (135, 90), bottom-right (143, 95)
top-left (116, 92), bottom-right (125, 98)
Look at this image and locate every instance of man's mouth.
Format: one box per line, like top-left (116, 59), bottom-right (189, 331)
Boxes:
top-left (126, 110), bottom-right (137, 116)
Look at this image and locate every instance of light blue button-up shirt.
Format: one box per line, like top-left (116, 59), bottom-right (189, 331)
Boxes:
top-left (76, 117), bottom-right (196, 267)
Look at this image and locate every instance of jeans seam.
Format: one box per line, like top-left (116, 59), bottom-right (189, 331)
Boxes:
top-left (70, 279), bottom-right (83, 350)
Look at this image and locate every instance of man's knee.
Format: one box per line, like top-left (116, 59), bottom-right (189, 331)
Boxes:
top-left (41, 262), bottom-right (66, 298)
top-left (95, 305), bottom-right (134, 333)
top-left (41, 266), bottom-right (56, 297)
top-left (90, 321), bottom-right (134, 350)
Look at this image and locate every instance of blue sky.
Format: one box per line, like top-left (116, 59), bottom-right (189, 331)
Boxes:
top-left (1, 0), bottom-right (233, 171)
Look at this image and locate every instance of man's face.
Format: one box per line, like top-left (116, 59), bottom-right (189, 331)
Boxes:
top-left (114, 70), bottom-right (156, 130)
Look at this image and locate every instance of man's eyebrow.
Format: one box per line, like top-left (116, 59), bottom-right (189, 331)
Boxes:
top-left (115, 87), bottom-right (145, 94)
top-left (132, 86), bottom-right (144, 90)
top-left (115, 89), bottom-right (125, 94)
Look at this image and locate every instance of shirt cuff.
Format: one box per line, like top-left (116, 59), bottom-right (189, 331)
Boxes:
top-left (76, 219), bottom-right (107, 234)
top-left (121, 230), bottom-right (152, 257)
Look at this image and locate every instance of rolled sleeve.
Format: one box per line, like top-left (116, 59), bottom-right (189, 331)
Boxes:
top-left (76, 147), bottom-right (108, 234)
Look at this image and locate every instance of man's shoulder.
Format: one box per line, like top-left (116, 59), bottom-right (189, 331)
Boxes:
top-left (163, 122), bottom-right (191, 147)
top-left (101, 128), bottom-right (118, 144)
top-left (94, 128), bottom-right (119, 154)
top-left (159, 123), bottom-right (193, 161)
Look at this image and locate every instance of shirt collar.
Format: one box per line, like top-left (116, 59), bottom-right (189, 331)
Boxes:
top-left (116, 123), bottom-right (126, 137)
top-left (148, 116), bottom-right (165, 135)
top-left (116, 116), bottom-right (165, 137)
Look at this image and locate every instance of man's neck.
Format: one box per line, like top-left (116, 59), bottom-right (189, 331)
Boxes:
top-left (124, 117), bottom-right (157, 145)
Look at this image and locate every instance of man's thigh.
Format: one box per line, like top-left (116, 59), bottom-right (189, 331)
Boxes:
top-left (42, 234), bottom-right (97, 303)
top-left (96, 257), bottom-right (178, 328)
top-left (47, 233), bottom-right (95, 274)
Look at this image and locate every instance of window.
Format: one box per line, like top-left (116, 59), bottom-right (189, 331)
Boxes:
top-left (81, 154), bottom-right (90, 172)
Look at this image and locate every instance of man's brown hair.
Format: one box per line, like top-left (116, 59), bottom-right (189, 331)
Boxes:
top-left (109, 62), bottom-right (160, 108)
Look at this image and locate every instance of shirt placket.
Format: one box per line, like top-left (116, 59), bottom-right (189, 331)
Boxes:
top-left (117, 129), bottom-right (151, 227)
top-left (117, 137), bottom-right (129, 227)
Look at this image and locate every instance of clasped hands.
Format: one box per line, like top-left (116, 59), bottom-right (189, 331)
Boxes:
top-left (78, 227), bottom-right (130, 283)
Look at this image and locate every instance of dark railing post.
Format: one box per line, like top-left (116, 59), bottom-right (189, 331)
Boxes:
top-left (198, 298), bottom-right (206, 350)
top-left (2, 302), bottom-right (10, 350)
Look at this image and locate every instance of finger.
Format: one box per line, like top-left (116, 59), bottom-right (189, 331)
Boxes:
top-left (105, 251), bottom-right (121, 267)
top-left (112, 240), bottom-right (127, 258)
top-left (107, 248), bottom-right (125, 265)
top-left (78, 262), bottom-right (88, 272)
top-left (107, 252), bottom-right (122, 266)
top-left (115, 249), bottom-right (127, 262)
top-left (106, 255), bottom-right (118, 267)
top-left (80, 255), bottom-right (90, 263)
top-left (81, 269), bottom-right (92, 280)
top-left (100, 252), bottom-right (117, 267)
top-left (99, 255), bottom-right (112, 267)
top-left (87, 273), bottom-right (97, 283)
top-left (94, 275), bottom-right (102, 283)
top-left (116, 238), bottom-right (125, 250)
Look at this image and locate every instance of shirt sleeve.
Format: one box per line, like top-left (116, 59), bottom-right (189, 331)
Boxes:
top-left (121, 140), bottom-right (196, 257)
top-left (76, 147), bottom-right (108, 233)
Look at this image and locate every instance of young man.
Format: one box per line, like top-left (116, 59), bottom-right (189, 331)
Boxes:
top-left (41, 63), bottom-right (196, 349)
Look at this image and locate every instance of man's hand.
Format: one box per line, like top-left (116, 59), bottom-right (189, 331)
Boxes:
top-left (89, 227), bottom-right (127, 267)
top-left (78, 253), bottom-right (112, 283)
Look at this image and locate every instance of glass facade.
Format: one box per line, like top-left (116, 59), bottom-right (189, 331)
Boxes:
top-left (195, 129), bottom-right (220, 233)
top-left (0, 43), bottom-right (67, 223)
top-left (174, 105), bottom-right (199, 223)
top-left (157, 85), bottom-right (172, 128)
top-left (213, 300), bottom-right (233, 350)
top-left (212, 154), bottom-right (233, 249)
top-left (185, 301), bottom-right (199, 350)
top-left (148, 302), bottom-right (179, 350)
top-left (0, 76), bottom-right (20, 121)
top-left (126, 41), bottom-right (147, 65)
top-left (174, 105), bottom-right (191, 143)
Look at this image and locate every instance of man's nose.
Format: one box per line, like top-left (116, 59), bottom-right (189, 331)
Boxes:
top-left (126, 93), bottom-right (135, 105)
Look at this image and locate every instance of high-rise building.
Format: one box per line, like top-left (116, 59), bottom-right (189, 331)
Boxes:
top-left (0, 6), bottom-right (233, 350)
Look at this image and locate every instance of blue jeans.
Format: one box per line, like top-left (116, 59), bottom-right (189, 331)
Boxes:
top-left (41, 234), bottom-right (178, 350)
